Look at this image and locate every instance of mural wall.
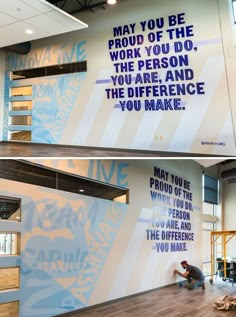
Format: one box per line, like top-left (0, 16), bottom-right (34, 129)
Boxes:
top-left (0, 179), bottom-right (128, 317)
top-left (2, 0), bottom-right (236, 155)
top-left (0, 159), bottom-right (202, 316)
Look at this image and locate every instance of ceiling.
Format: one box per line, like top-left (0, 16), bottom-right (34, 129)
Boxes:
top-left (0, 159), bottom-right (128, 202)
top-left (46, 0), bottom-right (125, 14)
top-left (194, 159), bottom-right (236, 184)
top-left (194, 159), bottom-right (228, 168)
top-left (0, 0), bottom-right (126, 50)
top-left (0, 0), bottom-right (87, 49)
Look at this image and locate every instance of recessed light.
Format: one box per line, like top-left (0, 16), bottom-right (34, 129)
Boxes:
top-left (79, 189), bottom-right (85, 192)
top-left (25, 29), bottom-right (34, 34)
top-left (107, 0), bottom-right (117, 4)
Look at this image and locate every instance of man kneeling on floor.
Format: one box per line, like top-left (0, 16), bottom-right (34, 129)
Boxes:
top-left (174, 260), bottom-right (205, 290)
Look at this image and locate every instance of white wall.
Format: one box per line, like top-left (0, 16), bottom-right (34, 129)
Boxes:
top-left (220, 161), bottom-right (236, 257)
top-left (92, 159), bottom-right (203, 303)
top-left (223, 181), bottom-right (236, 230)
top-left (219, 0), bottom-right (236, 151)
top-left (0, 49), bottom-right (5, 141)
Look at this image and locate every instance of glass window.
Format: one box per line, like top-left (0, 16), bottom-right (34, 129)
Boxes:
top-left (11, 61), bottom-right (87, 80)
top-left (9, 116), bottom-right (32, 126)
top-left (203, 174), bottom-right (219, 205)
top-left (202, 222), bottom-right (214, 276)
top-left (0, 267), bottom-right (19, 290)
top-left (11, 86), bottom-right (32, 96)
top-left (203, 222), bottom-right (215, 230)
top-left (9, 131), bottom-right (31, 141)
top-left (10, 101), bottom-right (32, 111)
top-left (202, 173), bottom-right (220, 276)
top-left (202, 202), bottom-right (215, 216)
top-left (0, 301), bottom-right (19, 316)
top-left (0, 196), bottom-right (21, 221)
top-left (113, 194), bottom-right (128, 203)
top-left (0, 233), bottom-right (19, 255)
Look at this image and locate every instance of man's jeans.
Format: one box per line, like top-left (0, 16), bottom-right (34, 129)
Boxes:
top-left (187, 276), bottom-right (205, 289)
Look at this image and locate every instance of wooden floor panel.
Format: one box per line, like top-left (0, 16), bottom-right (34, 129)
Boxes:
top-left (0, 142), bottom-right (215, 157)
top-left (62, 280), bottom-right (236, 317)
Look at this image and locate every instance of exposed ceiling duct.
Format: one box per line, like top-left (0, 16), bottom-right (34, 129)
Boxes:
top-left (47, 0), bottom-right (107, 13)
top-left (221, 168), bottom-right (236, 181)
top-left (5, 42), bottom-right (31, 55)
top-left (220, 160), bottom-right (236, 183)
top-left (46, 0), bottom-right (125, 14)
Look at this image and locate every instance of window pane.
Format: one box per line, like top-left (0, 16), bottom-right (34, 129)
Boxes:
top-left (203, 262), bottom-right (211, 276)
top-left (0, 301), bottom-right (19, 317)
top-left (0, 196), bottom-right (21, 221)
top-left (12, 61), bottom-right (87, 80)
top-left (9, 131), bottom-right (31, 141)
top-left (11, 86), bottom-right (32, 96)
top-left (10, 116), bottom-right (32, 125)
top-left (205, 175), bottom-right (218, 189)
top-left (203, 174), bottom-right (218, 204)
top-left (0, 267), bottom-right (19, 290)
top-left (204, 189), bottom-right (218, 205)
top-left (10, 101), bottom-right (32, 111)
top-left (202, 223), bottom-right (214, 276)
top-left (203, 222), bottom-right (214, 230)
top-left (0, 233), bottom-right (19, 255)
top-left (203, 231), bottom-right (212, 261)
top-left (202, 202), bottom-right (215, 216)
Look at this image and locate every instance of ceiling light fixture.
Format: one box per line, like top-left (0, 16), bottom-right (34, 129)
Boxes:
top-left (79, 189), bottom-right (85, 192)
top-left (107, 0), bottom-right (117, 5)
top-left (25, 29), bottom-right (34, 34)
top-left (233, 0), bottom-right (236, 23)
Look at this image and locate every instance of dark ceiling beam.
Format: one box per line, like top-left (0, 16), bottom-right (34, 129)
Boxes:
top-left (6, 42), bottom-right (31, 55)
top-left (61, 0), bottom-right (68, 9)
top-left (47, 0), bottom-right (64, 3)
top-left (0, 160), bottom-right (128, 202)
top-left (69, 1), bottom-right (107, 13)
top-left (46, 0), bottom-right (112, 14)
top-left (75, 0), bottom-right (85, 7)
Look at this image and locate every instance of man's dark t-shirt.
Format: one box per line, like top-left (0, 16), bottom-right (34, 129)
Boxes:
top-left (186, 265), bottom-right (204, 280)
